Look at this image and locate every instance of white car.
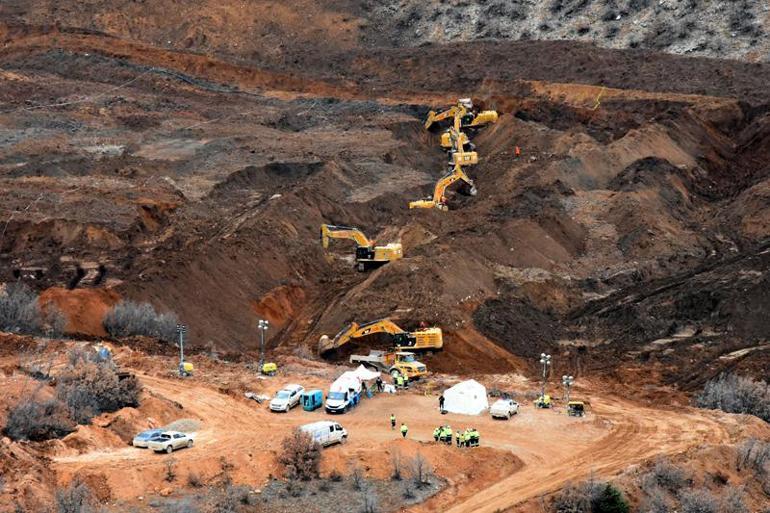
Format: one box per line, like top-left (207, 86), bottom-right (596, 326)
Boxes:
top-left (269, 384), bottom-right (304, 412)
top-left (300, 421), bottom-right (347, 447)
top-left (490, 398), bottom-right (520, 419)
top-left (147, 431), bottom-right (194, 453)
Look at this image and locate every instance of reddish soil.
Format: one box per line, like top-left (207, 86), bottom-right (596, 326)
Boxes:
top-left (0, 3), bottom-right (769, 511)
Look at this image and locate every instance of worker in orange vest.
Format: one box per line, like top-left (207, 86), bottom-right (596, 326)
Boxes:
top-left (514, 146), bottom-right (521, 158)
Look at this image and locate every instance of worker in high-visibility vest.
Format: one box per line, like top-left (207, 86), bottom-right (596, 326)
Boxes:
top-left (400, 423), bottom-right (408, 438)
top-left (390, 414), bottom-right (396, 430)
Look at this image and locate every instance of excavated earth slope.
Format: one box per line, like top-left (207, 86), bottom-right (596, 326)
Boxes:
top-left (0, 4), bottom-right (769, 384)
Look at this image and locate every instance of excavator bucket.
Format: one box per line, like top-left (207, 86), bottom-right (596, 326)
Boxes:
top-left (318, 335), bottom-right (333, 354)
top-left (409, 199), bottom-right (438, 209)
top-left (468, 110), bottom-right (498, 127)
top-left (424, 110), bottom-right (438, 130)
top-left (319, 322), bottom-right (358, 355)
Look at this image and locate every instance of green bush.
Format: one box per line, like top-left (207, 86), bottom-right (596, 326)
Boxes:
top-left (593, 483), bottom-right (629, 513)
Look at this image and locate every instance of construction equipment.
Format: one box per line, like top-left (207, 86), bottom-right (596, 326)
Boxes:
top-left (440, 130), bottom-right (474, 151)
top-left (567, 401), bottom-right (585, 417)
top-left (261, 362), bottom-right (278, 376)
top-left (178, 362), bottom-right (194, 377)
top-left (318, 318), bottom-right (443, 355)
top-left (320, 224), bottom-right (403, 272)
top-left (534, 394), bottom-right (552, 409)
top-left (350, 350), bottom-right (427, 380)
top-left (424, 98), bottom-right (498, 132)
top-left (444, 127), bottom-right (479, 166)
top-left (409, 163), bottom-right (477, 211)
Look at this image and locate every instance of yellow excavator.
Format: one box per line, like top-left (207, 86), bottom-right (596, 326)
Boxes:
top-left (409, 163), bottom-right (477, 211)
top-left (320, 224), bottom-right (402, 272)
top-left (424, 98), bottom-right (498, 132)
top-left (318, 318), bottom-right (443, 355)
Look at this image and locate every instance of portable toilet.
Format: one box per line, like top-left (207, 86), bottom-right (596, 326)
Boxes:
top-left (301, 390), bottom-right (323, 411)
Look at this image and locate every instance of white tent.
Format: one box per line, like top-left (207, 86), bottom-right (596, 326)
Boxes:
top-left (352, 365), bottom-right (381, 382)
top-left (442, 379), bottom-right (489, 415)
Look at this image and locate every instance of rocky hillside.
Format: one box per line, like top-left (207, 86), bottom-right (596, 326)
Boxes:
top-left (361, 0), bottom-right (770, 61)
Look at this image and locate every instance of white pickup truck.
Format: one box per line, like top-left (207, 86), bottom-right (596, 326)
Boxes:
top-left (490, 398), bottom-right (519, 419)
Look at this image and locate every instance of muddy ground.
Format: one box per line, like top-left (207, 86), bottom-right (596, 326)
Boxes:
top-left (1, 3), bottom-right (769, 512)
top-left (1, 335), bottom-right (767, 512)
top-left (1, 22), bottom-right (769, 383)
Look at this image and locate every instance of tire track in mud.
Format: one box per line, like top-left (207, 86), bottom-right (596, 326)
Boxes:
top-left (441, 399), bottom-right (733, 513)
top-left (53, 374), bottom-right (737, 513)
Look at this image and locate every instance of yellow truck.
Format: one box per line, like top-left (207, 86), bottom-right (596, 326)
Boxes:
top-left (350, 350), bottom-right (427, 380)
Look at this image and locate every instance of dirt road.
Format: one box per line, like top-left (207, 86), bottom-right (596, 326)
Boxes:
top-left (51, 373), bottom-right (741, 511)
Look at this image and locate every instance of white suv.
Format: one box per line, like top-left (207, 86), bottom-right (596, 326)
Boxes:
top-left (269, 384), bottom-right (304, 412)
top-left (490, 398), bottom-right (520, 419)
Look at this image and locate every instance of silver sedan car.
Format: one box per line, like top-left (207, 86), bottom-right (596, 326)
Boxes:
top-left (147, 431), bottom-right (194, 453)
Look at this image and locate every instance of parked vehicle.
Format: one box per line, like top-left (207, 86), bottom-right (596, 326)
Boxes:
top-left (301, 389), bottom-right (324, 411)
top-left (490, 398), bottom-right (519, 419)
top-left (325, 376), bottom-right (361, 414)
top-left (300, 421), bottom-right (347, 447)
top-left (132, 428), bottom-right (165, 448)
top-left (270, 384), bottom-right (304, 412)
top-left (534, 394), bottom-right (552, 408)
top-left (567, 401), bottom-right (585, 417)
top-left (147, 431), bottom-right (194, 453)
top-left (349, 350), bottom-right (427, 380)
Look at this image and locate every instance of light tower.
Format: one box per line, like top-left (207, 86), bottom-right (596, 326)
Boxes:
top-left (562, 374), bottom-right (575, 404)
top-left (539, 352), bottom-right (552, 400)
top-left (258, 319), bottom-right (269, 372)
top-left (176, 324), bottom-right (187, 376)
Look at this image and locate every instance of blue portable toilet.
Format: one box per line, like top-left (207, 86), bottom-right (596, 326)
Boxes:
top-left (301, 390), bottom-right (323, 411)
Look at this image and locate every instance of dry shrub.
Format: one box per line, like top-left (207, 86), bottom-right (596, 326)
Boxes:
top-left (351, 464), bottom-right (366, 490)
top-left (644, 457), bottom-right (688, 492)
top-left (391, 449), bottom-right (403, 481)
top-left (719, 486), bottom-right (747, 513)
top-left (696, 374), bottom-right (770, 422)
top-left (736, 438), bottom-right (770, 475)
top-left (0, 282), bottom-right (66, 336)
top-left (164, 458), bottom-right (177, 482)
top-left (409, 453), bottom-right (432, 489)
top-left (361, 485), bottom-right (379, 513)
top-left (4, 398), bottom-right (76, 441)
top-left (279, 429), bottom-right (321, 481)
top-left (103, 300), bottom-right (178, 342)
top-left (679, 488), bottom-right (718, 513)
top-left (55, 479), bottom-right (98, 513)
top-left (56, 353), bottom-right (141, 424)
top-left (187, 472), bottom-right (203, 488)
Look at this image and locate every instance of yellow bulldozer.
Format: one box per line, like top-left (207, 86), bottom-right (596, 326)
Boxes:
top-left (320, 224), bottom-right (402, 271)
top-left (318, 318), bottom-right (443, 355)
top-left (424, 98), bottom-right (498, 132)
top-left (409, 163), bottom-right (477, 211)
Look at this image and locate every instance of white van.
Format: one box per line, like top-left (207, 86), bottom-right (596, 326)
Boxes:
top-left (300, 421), bottom-right (347, 447)
top-left (324, 374), bottom-right (362, 414)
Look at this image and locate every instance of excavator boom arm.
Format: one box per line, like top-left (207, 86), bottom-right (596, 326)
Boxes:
top-left (320, 318), bottom-right (407, 354)
top-left (433, 164), bottom-right (473, 202)
top-left (320, 224), bottom-right (372, 249)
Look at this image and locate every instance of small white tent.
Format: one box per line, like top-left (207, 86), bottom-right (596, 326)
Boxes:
top-left (442, 379), bottom-right (489, 415)
top-left (352, 365), bottom-right (381, 381)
